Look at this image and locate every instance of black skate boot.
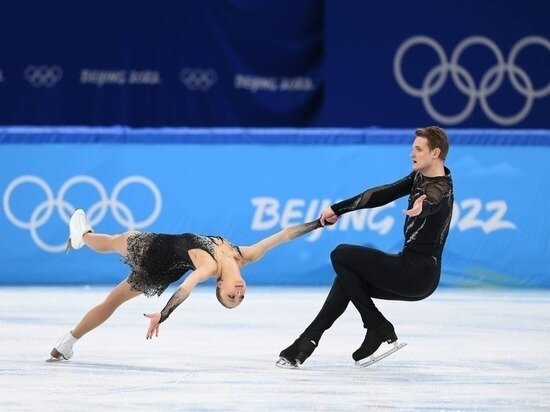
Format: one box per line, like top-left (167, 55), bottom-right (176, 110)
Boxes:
top-left (352, 319), bottom-right (398, 363)
top-left (275, 337), bottom-right (317, 369)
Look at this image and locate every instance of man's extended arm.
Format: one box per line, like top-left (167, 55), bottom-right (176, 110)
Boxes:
top-left (331, 173), bottom-right (415, 216)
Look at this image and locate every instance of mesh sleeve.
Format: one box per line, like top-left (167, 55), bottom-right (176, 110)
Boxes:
top-left (417, 179), bottom-right (452, 218)
top-left (332, 172), bottom-right (414, 215)
top-left (286, 219), bottom-right (323, 241)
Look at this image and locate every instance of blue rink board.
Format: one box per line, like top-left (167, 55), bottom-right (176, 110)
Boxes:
top-left (1, 128), bottom-right (549, 287)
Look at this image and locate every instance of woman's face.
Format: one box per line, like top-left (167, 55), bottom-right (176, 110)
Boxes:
top-left (217, 277), bottom-right (246, 308)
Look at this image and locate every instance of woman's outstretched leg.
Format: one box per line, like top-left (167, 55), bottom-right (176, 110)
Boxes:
top-left (49, 210), bottom-right (143, 361)
top-left (71, 279), bottom-right (142, 338)
top-left (83, 231), bottom-right (138, 256)
top-left (48, 279), bottom-right (142, 361)
top-left (68, 208), bottom-right (138, 256)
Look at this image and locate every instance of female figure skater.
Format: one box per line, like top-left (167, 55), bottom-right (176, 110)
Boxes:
top-left (48, 209), bottom-right (322, 361)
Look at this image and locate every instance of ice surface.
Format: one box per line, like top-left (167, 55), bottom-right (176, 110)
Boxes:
top-left (1, 287), bottom-right (549, 410)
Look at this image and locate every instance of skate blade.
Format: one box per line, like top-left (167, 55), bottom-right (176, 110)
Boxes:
top-left (275, 357), bottom-right (300, 369)
top-left (355, 341), bottom-right (407, 368)
top-left (45, 348), bottom-right (66, 362)
top-left (65, 238), bottom-right (73, 254)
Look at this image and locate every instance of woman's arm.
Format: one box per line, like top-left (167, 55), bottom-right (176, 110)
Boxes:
top-left (144, 264), bottom-right (215, 339)
top-left (240, 219), bottom-right (322, 264)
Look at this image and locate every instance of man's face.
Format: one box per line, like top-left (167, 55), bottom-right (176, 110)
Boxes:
top-left (410, 136), bottom-right (436, 172)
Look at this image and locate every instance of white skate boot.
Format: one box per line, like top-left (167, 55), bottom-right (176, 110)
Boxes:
top-left (46, 332), bottom-right (78, 362)
top-left (67, 209), bottom-right (92, 251)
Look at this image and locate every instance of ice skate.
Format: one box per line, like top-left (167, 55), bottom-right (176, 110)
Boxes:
top-left (276, 337), bottom-right (317, 369)
top-left (66, 209), bottom-right (92, 251)
top-left (353, 319), bottom-right (406, 367)
top-left (46, 332), bottom-right (78, 362)
top-left (355, 341), bottom-right (407, 367)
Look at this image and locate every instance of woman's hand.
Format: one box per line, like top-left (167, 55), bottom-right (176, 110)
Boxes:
top-left (403, 194), bottom-right (426, 217)
top-left (143, 312), bottom-right (161, 339)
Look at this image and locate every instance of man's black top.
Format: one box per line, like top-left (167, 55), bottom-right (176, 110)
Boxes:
top-left (331, 167), bottom-right (453, 259)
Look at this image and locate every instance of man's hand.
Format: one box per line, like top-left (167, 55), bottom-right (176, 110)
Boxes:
top-left (320, 207), bottom-right (339, 226)
top-left (143, 312), bottom-right (161, 339)
top-left (403, 194), bottom-right (426, 217)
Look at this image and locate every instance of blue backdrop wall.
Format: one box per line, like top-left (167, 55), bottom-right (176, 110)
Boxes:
top-left (322, 0), bottom-right (549, 128)
top-left (0, 1), bottom-right (547, 127)
top-left (1, 127), bottom-right (549, 287)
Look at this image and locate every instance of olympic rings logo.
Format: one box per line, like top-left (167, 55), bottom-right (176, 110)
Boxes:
top-left (3, 175), bottom-right (162, 253)
top-left (393, 35), bottom-right (549, 125)
top-left (24, 65), bottom-right (63, 88)
top-left (179, 68), bottom-right (217, 91)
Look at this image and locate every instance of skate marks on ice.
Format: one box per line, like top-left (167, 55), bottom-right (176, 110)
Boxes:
top-left (1, 287), bottom-right (550, 410)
